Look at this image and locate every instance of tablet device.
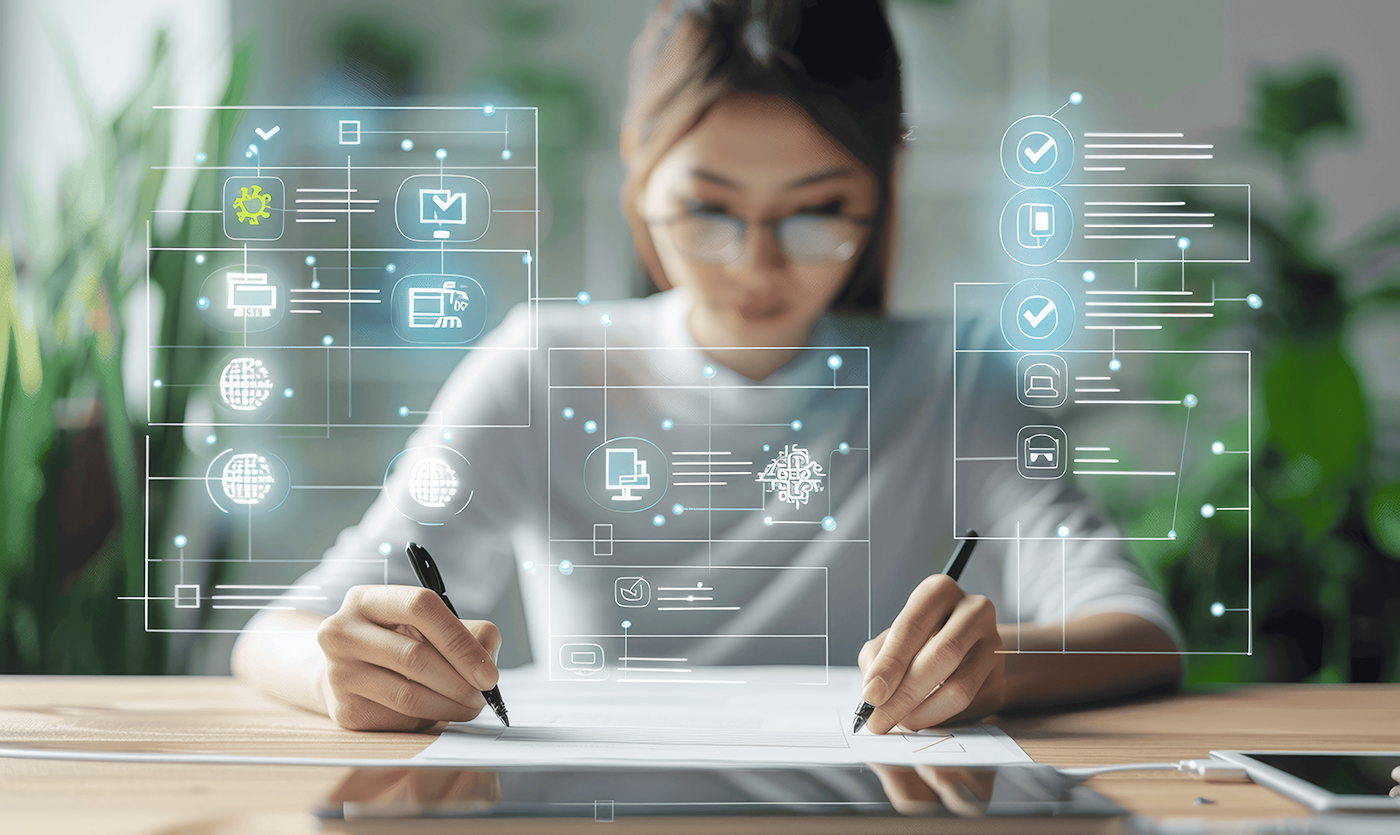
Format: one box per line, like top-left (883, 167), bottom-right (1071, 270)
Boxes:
top-left (1211, 751), bottom-right (1400, 812)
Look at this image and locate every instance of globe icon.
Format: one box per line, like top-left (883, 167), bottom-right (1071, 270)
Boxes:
top-left (219, 357), bottom-right (272, 411)
top-left (409, 458), bottom-right (458, 508)
top-left (221, 453), bottom-right (276, 505)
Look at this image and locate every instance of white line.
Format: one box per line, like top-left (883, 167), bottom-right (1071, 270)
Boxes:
top-left (210, 595), bottom-right (327, 601)
top-left (1083, 133), bottom-right (1184, 138)
top-left (296, 188), bottom-right (359, 192)
top-left (294, 219), bottom-right (335, 224)
top-left (672, 482), bottom-right (725, 486)
top-left (955, 456), bottom-right (1016, 461)
top-left (1083, 144), bottom-right (1213, 149)
top-left (657, 596), bottom-right (714, 601)
top-left (294, 199), bottom-right (379, 204)
top-left (1084, 234), bottom-right (1177, 239)
top-left (1074, 447), bottom-right (1111, 451)
top-left (1074, 399), bottom-right (1181, 404)
top-left (1086, 301), bottom-right (1213, 306)
top-left (617, 657), bottom-right (689, 662)
top-left (1084, 167), bottom-right (1126, 171)
top-left (1084, 201), bottom-right (1185, 206)
top-left (211, 604), bottom-right (295, 610)
top-left (1074, 378), bottom-right (1112, 381)
top-left (215, 585), bottom-right (322, 590)
top-left (289, 309), bottom-right (321, 313)
top-left (619, 667), bottom-right (693, 673)
top-left (1084, 213), bottom-right (1214, 217)
top-left (656, 587), bottom-right (714, 591)
top-left (295, 208), bottom-right (375, 213)
top-left (1073, 458), bottom-right (1120, 464)
top-left (672, 451), bottom-right (732, 455)
top-left (290, 288), bottom-right (380, 293)
top-left (1084, 154), bottom-right (1213, 160)
top-left (1084, 224), bottom-right (1214, 228)
top-left (657, 606), bottom-right (741, 611)
top-left (1086, 290), bottom-right (1194, 295)
top-left (1073, 470), bottom-right (1177, 476)
top-left (1073, 388), bottom-right (1120, 392)
top-left (618, 679), bottom-right (747, 685)
top-left (1085, 312), bottom-right (1213, 317)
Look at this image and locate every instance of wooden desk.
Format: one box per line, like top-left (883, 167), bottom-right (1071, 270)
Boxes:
top-left (1, 677), bottom-right (1396, 833)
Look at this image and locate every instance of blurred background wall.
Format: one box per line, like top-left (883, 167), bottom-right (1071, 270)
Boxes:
top-left (2, 0), bottom-right (1398, 678)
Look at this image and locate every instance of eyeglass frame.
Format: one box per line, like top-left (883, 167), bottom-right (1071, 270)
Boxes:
top-left (646, 208), bottom-right (875, 266)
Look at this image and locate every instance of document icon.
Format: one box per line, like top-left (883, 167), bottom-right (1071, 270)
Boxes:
top-left (420, 189), bottom-right (467, 239)
top-left (615, 576), bottom-right (650, 608)
top-left (1017, 203), bottom-right (1054, 249)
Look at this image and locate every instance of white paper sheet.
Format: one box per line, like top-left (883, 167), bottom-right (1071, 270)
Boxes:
top-left (413, 666), bottom-right (1031, 767)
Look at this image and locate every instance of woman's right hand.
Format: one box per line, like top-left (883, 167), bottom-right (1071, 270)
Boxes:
top-left (315, 585), bottom-right (502, 731)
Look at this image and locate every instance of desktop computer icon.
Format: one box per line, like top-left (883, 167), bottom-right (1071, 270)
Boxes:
top-left (606, 448), bottom-right (650, 501)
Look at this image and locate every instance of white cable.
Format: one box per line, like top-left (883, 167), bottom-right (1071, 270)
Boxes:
top-left (1060, 759), bottom-right (1251, 782)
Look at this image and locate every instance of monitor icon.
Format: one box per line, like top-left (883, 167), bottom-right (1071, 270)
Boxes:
top-left (606, 448), bottom-right (650, 501)
top-left (408, 280), bottom-right (470, 329)
top-left (1016, 354), bottom-right (1068, 408)
top-left (1017, 203), bottom-right (1054, 249)
top-left (226, 272), bottom-right (276, 318)
top-left (419, 189), bottom-right (467, 239)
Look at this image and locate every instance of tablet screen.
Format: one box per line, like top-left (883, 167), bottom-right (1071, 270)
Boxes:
top-left (1248, 754), bottom-right (1400, 797)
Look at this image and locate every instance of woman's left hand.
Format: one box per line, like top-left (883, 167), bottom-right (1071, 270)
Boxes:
top-left (856, 575), bottom-right (1005, 733)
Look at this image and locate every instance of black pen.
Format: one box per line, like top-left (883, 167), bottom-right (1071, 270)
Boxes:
top-left (405, 541), bottom-right (510, 727)
top-left (852, 530), bottom-right (979, 734)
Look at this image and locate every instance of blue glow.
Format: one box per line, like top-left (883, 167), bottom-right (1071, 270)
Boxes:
top-left (501, 149), bottom-right (512, 160)
top-left (399, 406), bottom-right (409, 416)
top-left (621, 620), bottom-right (631, 629)
top-left (1201, 503), bottom-right (1216, 518)
top-left (197, 297), bottom-right (210, 309)
top-left (322, 335), bottom-right (334, 346)
top-left (672, 503), bottom-right (684, 515)
top-left (838, 442), bottom-right (850, 454)
top-left (1082, 270), bottom-right (1096, 283)
top-left (205, 434), bottom-right (217, 445)
top-left (386, 263), bottom-right (396, 273)
top-left (1057, 525), bottom-right (1069, 537)
top-left (283, 388), bottom-right (294, 398)
top-left (702, 365), bottom-right (716, 378)
top-left (304, 255), bottom-right (316, 266)
top-left (173, 535), bottom-right (187, 548)
top-left (827, 354), bottom-right (842, 370)
top-left (378, 542), bottom-right (392, 555)
top-left (195, 152), bottom-right (207, 164)
top-left (559, 560), bottom-right (573, 576)
top-left (762, 444), bottom-right (770, 452)
top-left (584, 420), bottom-right (597, 434)
top-left (1177, 237), bottom-right (1191, 250)
top-left (791, 420), bottom-right (802, 431)
top-left (152, 379), bottom-right (163, 389)
top-left (577, 291), bottom-right (591, 305)
top-left (248, 143), bottom-right (258, 155)
top-left (483, 104), bottom-right (495, 115)
top-left (600, 313), bottom-right (612, 326)
top-left (523, 253), bottom-right (532, 264)
top-left (194, 253), bottom-right (205, 264)
top-left (653, 515), bottom-right (665, 527)
top-left (442, 432), bottom-right (453, 441)
top-left (401, 139), bottom-right (414, 151)
top-left (822, 516), bottom-right (837, 531)
top-left (435, 148), bottom-right (447, 160)
top-left (661, 419), bottom-right (673, 430)
top-left (563, 408), bottom-right (575, 419)
top-left (245, 150), bottom-right (252, 158)
top-left (762, 516), bottom-right (773, 526)
top-left (1212, 441), bottom-right (1225, 455)
top-left (1109, 358), bottom-right (1121, 371)
top-left (522, 561), bottom-right (534, 570)
top-left (1069, 91), bottom-right (1083, 104)
top-left (1167, 529), bottom-right (1178, 540)
top-left (311, 279), bottom-right (320, 289)
top-left (1210, 602), bottom-right (1225, 617)
top-left (1247, 294), bottom-right (1263, 309)
top-left (1184, 394), bottom-right (1198, 408)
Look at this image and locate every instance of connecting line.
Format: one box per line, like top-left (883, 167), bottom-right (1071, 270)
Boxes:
top-left (1170, 404), bottom-right (1193, 535)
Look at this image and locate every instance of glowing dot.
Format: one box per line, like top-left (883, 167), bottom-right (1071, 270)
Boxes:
top-left (822, 516), bottom-right (837, 531)
top-left (577, 291), bottom-right (591, 305)
top-left (672, 504), bottom-right (684, 515)
top-left (1201, 503), bottom-right (1216, 518)
top-left (152, 379), bottom-right (163, 389)
top-left (483, 104), bottom-right (495, 115)
top-left (194, 253), bottom-right (206, 264)
top-left (1184, 394), bottom-right (1198, 408)
top-left (400, 139), bottom-right (414, 151)
top-left (827, 354), bottom-right (843, 370)
top-left (522, 561), bottom-right (534, 570)
top-left (559, 560), bottom-right (573, 576)
top-left (245, 150), bottom-right (252, 158)
top-left (197, 297), bottom-right (210, 309)
top-left (1178, 237), bottom-right (1191, 250)
top-left (386, 263), bottom-right (396, 273)
top-left (1109, 358), bottom-right (1121, 371)
top-left (248, 143), bottom-right (258, 155)
top-left (763, 516), bottom-right (774, 525)
top-left (661, 419), bottom-right (673, 430)
top-left (442, 431), bottom-right (452, 441)
top-left (1212, 441), bottom-right (1225, 455)
top-left (501, 149), bottom-right (512, 160)
top-left (762, 444), bottom-right (770, 452)
top-left (311, 279), bottom-right (320, 289)
top-left (399, 406), bottom-right (410, 416)
top-left (378, 542), bottom-right (392, 555)
top-left (195, 152), bottom-right (207, 164)
top-left (173, 535), bottom-right (188, 548)
top-left (283, 388), bottom-right (294, 398)
top-left (584, 420), bottom-right (597, 434)
top-left (1057, 525), bottom-right (1069, 537)
top-left (304, 255), bottom-right (316, 266)
top-left (838, 442), bottom-right (850, 454)
top-left (702, 365), bottom-right (716, 378)
top-left (791, 420), bottom-right (802, 431)
top-left (1069, 91), bottom-right (1083, 104)
top-left (322, 336), bottom-right (334, 346)
top-left (621, 620), bottom-right (631, 629)
top-left (435, 148), bottom-right (447, 160)
top-left (653, 514), bottom-right (665, 527)
top-left (1167, 529), bottom-right (1177, 540)
top-left (563, 407), bottom-right (575, 419)
top-left (205, 434), bottom-right (217, 445)
top-left (1247, 294), bottom-right (1263, 309)
top-left (523, 253), bottom-right (532, 264)
top-left (600, 313), bottom-right (612, 326)
top-left (1082, 270), bottom-right (1096, 283)
top-left (1210, 602), bottom-right (1225, 617)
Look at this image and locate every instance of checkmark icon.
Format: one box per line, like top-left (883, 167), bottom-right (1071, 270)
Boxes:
top-left (254, 125), bottom-right (280, 140)
top-left (1023, 300), bottom-right (1055, 328)
top-left (433, 193), bottom-right (454, 211)
top-left (615, 576), bottom-right (650, 607)
top-left (1023, 136), bottom-right (1055, 165)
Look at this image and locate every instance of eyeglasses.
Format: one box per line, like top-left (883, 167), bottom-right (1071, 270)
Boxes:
top-left (650, 211), bottom-right (872, 265)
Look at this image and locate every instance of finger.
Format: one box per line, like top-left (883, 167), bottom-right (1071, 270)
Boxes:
top-left (898, 639), bottom-right (999, 731)
top-left (866, 763), bottom-right (942, 816)
top-left (327, 768), bottom-right (413, 803)
top-left (340, 658), bottom-right (484, 724)
top-left (862, 576), bottom-right (962, 706)
top-left (916, 765), bottom-right (989, 817)
top-left (327, 690), bottom-right (433, 732)
top-left (468, 620), bottom-right (504, 660)
top-left (354, 586), bottom-right (501, 690)
top-left (858, 630), bottom-right (888, 675)
top-left (868, 595), bottom-right (995, 733)
top-left (340, 617), bottom-right (486, 709)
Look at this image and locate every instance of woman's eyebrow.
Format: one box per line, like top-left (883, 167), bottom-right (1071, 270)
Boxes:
top-left (784, 166), bottom-right (855, 189)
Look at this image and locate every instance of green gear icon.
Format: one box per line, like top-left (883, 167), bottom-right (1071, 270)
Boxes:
top-left (233, 185), bottom-right (272, 225)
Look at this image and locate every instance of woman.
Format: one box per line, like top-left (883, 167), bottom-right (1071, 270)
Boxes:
top-left (234, 0), bottom-right (1181, 735)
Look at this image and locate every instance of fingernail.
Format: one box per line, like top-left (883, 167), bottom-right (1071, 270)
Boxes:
top-left (862, 675), bottom-right (889, 705)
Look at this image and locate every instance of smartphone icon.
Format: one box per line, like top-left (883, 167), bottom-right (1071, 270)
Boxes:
top-left (1017, 203), bottom-right (1054, 249)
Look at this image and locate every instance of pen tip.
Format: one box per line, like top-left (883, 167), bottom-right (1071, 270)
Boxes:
top-left (501, 714), bottom-right (510, 728)
top-left (852, 716), bottom-right (865, 734)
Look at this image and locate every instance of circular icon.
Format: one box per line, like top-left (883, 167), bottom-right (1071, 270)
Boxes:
top-left (584, 437), bottom-right (668, 513)
top-left (204, 448), bottom-right (291, 514)
top-left (218, 357), bottom-right (272, 411)
top-left (223, 453), bottom-right (276, 504)
top-left (1000, 115), bottom-right (1074, 187)
top-left (1000, 278), bottom-right (1076, 351)
top-left (409, 458), bottom-right (459, 508)
top-left (999, 188), bottom-right (1074, 267)
top-left (385, 446), bottom-right (473, 522)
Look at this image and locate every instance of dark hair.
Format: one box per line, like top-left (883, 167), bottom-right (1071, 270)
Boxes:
top-left (621, 0), bottom-right (906, 313)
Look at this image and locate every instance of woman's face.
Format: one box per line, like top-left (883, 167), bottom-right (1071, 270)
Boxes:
top-left (639, 93), bottom-right (880, 366)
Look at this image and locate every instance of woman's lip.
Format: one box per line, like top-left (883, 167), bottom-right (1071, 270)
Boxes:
top-left (737, 300), bottom-right (788, 320)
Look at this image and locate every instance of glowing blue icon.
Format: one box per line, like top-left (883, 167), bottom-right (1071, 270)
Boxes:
top-left (442, 432), bottom-right (452, 441)
top-left (1167, 529), bottom-right (1177, 540)
top-left (386, 263), bottom-right (396, 273)
top-left (1082, 270), bottom-right (1095, 283)
top-left (1178, 237), bottom-right (1191, 250)
top-left (378, 542), bottom-right (392, 555)
top-left (762, 516), bottom-right (773, 525)
top-left (483, 104), bottom-right (495, 115)
top-left (523, 253), bottom-right (532, 264)
top-left (838, 442), bottom-right (850, 454)
top-left (1211, 441), bottom-right (1225, 455)
top-left (311, 279), bottom-right (320, 289)
top-left (600, 313), bottom-right (612, 326)
top-left (661, 419), bottom-right (673, 430)
top-left (501, 149), bottom-right (512, 160)
top-left (522, 561), bottom-right (534, 570)
top-left (1057, 525), bottom-right (1069, 537)
top-left (174, 535), bottom-right (188, 548)
top-left (399, 406), bottom-right (410, 416)
top-left (790, 420), bottom-right (802, 431)
top-left (762, 444), bottom-right (770, 452)
top-left (702, 365), bottom-right (716, 378)
top-left (283, 388), bottom-right (294, 398)
top-left (153, 379), bottom-right (163, 389)
top-left (1184, 394), bottom-right (1198, 408)
top-left (197, 297), bottom-right (210, 309)
top-left (247, 143), bottom-right (258, 156)
top-left (401, 139), bottom-right (414, 151)
top-left (195, 152), bottom-right (207, 164)
top-left (322, 335), bottom-right (334, 346)
top-left (1210, 602), bottom-right (1225, 617)
top-left (1201, 504), bottom-right (1216, 518)
top-left (652, 514), bottom-right (664, 527)
top-left (563, 407), bottom-right (575, 419)
top-left (577, 291), bottom-right (590, 305)
top-left (584, 420), bottom-right (597, 434)
top-left (1069, 92), bottom-right (1083, 104)
top-left (1247, 294), bottom-right (1263, 309)
top-left (822, 516), bottom-right (837, 531)
top-left (621, 620), bottom-right (631, 629)
top-left (435, 148), bottom-right (447, 160)
top-left (205, 434), bottom-right (217, 445)
top-left (195, 253), bottom-right (206, 264)
top-left (559, 560), bottom-right (573, 576)
top-left (1109, 359), bottom-right (1121, 371)
top-left (827, 354), bottom-right (842, 370)
top-left (672, 503), bottom-right (684, 515)
top-left (305, 255), bottom-right (316, 266)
